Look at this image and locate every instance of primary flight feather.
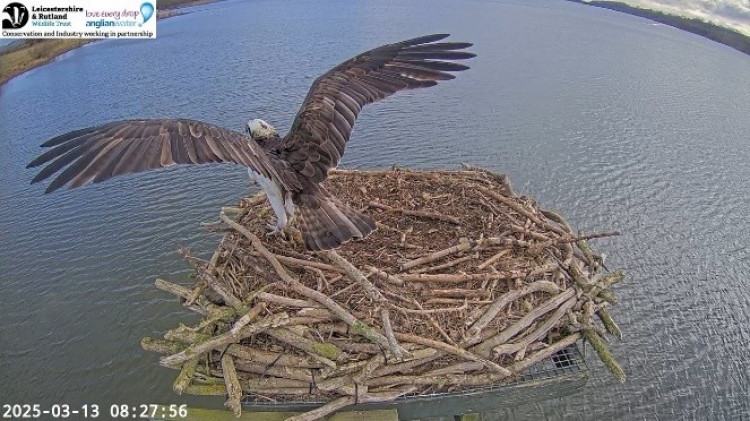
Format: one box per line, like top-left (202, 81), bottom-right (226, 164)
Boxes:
top-left (27, 33), bottom-right (475, 251)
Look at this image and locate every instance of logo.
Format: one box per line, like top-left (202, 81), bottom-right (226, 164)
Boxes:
top-left (2, 2), bottom-right (29, 29)
top-left (139, 2), bottom-right (153, 25)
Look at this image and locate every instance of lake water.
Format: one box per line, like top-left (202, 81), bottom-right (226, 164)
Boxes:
top-left (1, 0), bottom-right (749, 419)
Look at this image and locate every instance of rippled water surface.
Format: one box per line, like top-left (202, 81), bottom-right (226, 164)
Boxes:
top-left (1, 0), bottom-right (749, 418)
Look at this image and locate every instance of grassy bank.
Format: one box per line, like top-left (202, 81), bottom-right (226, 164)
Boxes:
top-left (0, 0), bottom-right (219, 87)
top-left (566, 0), bottom-right (750, 56)
top-left (0, 40), bottom-right (94, 86)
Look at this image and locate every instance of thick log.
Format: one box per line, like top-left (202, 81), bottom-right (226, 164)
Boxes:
top-left (583, 329), bottom-right (625, 383)
top-left (226, 344), bottom-right (319, 369)
top-left (467, 280), bottom-right (561, 338)
top-left (141, 337), bottom-right (184, 355)
top-left (173, 357), bottom-right (199, 395)
top-left (394, 332), bottom-right (511, 376)
top-left (472, 289), bottom-right (576, 355)
top-left (266, 327), bottom-right (342, 366)
top-left (159, 312), bottom-right (290, 367)
top-left (221, 354), bottom-right (242, 417)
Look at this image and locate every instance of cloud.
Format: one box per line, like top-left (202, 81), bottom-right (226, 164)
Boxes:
top-left (622, 0), bottom-right (750, 36)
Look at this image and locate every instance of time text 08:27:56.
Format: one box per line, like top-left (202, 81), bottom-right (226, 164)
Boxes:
top-left (2, 404), bottom-right (189, 419)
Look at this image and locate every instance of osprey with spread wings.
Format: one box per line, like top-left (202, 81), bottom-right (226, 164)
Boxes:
top-left (27, 34), bottom-right (475, 251)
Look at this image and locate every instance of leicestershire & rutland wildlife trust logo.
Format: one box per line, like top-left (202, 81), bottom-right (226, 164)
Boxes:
top-left (2, 2), bottom-right (29, 28)
top-left (1, 0), bottom-right (156, 39)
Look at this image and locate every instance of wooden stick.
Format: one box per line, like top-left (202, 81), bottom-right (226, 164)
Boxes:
top-left (589, 271), bottom-right (625, 297)
top-left (475, 185), bottom-right (568, 237)
top-left (239, 191), bottom-right (267, 208)
top-left (597, 308), bottom-right (622, 339)
top-left (164, 325), bottom-right (211, 344)
top-left (371, 348), bottom-right (441, 377)
top-left (232, 361), bottom-right (314, 383)
top-left (394, 332), bottom-right (511, 377)
top-left (539, 208), bottom-right (574, 234)
top-left (413, 254), bottom-right (476, 274)
top-left (459, 164), bottom-right (516, 195)
top-left (477, 249), bottom-right (511, 270)
top-left (381, 309), bottom-right (403, 360)
top-left (582, 328), bottom-right (626, 383)
top-left (192, 372), bottom-right (224, 386)
top-left (472, 289), bottom-right (576, 355)
top-left (467, 280), bottom-right (561, 337)
top-left (179, 248), bottom-right (246, 311)
top-left (242, 376), bottom-right (310, 389)
top-left (491, 296), bottom-right (577, 356)
top-left (401, 238), bottom-right (472, 270)
top-left (367, 372), bottom-right (507, 387)
top-left (507, 332), bottom-right (582, 373)
top-left (255, 252), bottom-right (344, 274)
top-left (159, 312), bottom-right (290, 367)
top-left (172, 357), bottom-right (199, 395)
top-left (284, 388), bottom-right (417, 421)
top-left (284, 397), bottom-right (355, 421)
top-left (531, 231), bottom-right (621, 252)
top-left (297, 308), bottom-right (334, 318)
top-left (182, 384), bottom-right (226, 396)
top-left (399, 273), bottom-right (497, 283)
top-left (141, 337), bottom-right (184, 355)
top-left (425, 362), bottom-right (484, 376)
top-left (369, 201), bottom-right (461, 225)
top-left (229, 302), bottom-right (266, 339)
top-left (256, 292), bottom-right (324, 309)
top-left (321, 250), bottom-right (385, 303)
top-left (429, 288), bottom-right (487, 298)
top-left (426, 298), bottom-right (494, 306)
top-left (266, 327), bottom-right (341, 367)
top-left (366, 266), bottom-right (405, 286)
top-left (226, 344), bottom-right (319, 369)
top-left (221, 354), bottom-right (242, 417)
top-left (390, 302), bottom-right (468, 315)
top-left (154, 278), bottom-right (228, 317)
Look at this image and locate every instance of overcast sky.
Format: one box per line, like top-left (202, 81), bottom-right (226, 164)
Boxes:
top-left (622, 0), bottom-right (750, 36)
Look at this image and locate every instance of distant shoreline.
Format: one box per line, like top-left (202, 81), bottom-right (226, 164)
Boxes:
top-left (565, 0), bottom-right (750, 56)
top-left (0, 0), bottom-right (221, 87)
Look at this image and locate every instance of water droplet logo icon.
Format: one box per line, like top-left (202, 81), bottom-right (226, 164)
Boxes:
top-left (140, 2), bottom-right (154, 24)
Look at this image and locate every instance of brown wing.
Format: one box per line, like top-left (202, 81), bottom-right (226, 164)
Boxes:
top-left (280, 33), bottom-right (475, 183)
top-left (27, 119), bottom-right (295, 193)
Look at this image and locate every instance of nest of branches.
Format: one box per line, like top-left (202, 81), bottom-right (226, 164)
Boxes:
top-left (142, 167), bottom-right (625, 421)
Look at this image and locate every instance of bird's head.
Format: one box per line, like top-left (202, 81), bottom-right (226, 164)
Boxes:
top-left (246, 119), bottom-right (277, 141)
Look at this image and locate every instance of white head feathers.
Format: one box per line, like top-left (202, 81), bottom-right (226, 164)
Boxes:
top-left (247, 119), bottom-right (278, 140)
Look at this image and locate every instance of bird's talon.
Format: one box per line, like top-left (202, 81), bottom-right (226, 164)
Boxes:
top-left (266, 223), bottom-right (280, 236)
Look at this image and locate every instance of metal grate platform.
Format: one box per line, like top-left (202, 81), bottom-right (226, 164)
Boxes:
top-left (241, 343), bottom-right (588, 419)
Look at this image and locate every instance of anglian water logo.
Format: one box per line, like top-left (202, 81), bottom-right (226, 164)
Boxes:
top-left (2, 2), bottom-right (29, 28)
top-left (139, 2), bottom-right (153, 25)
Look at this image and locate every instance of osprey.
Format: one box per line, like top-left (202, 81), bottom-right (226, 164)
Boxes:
top-left (27, 34), bottom-right (475, 250)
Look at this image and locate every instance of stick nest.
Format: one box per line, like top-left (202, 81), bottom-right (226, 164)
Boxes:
top-left (142, 167), bottom-right (626, 421)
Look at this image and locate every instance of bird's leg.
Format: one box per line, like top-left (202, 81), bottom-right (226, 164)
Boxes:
top-left (266, 189), bottom-right (289, 236)
top-left (265, 189), bottom-right (288, 237)
top-left (280, 192), bottom-right (300, 240)
top-left (247, 168), bottom-right (288, 237)
top-left (267, 212), bottom-right (288, 236)
top-left (284, 192), bottom-right (296, 227)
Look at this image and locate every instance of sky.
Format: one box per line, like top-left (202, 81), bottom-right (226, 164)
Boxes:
top-left (621, 0), bottom-right (750, 36)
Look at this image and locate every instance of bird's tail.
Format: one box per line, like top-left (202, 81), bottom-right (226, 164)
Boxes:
top-left (295, 187), bottom-right (376, 251)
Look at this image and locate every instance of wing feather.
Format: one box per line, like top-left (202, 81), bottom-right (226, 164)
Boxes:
top-left (27, 119), bottom-right (291, 193)
top-left (281, 34), bottom-right (474, 183)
